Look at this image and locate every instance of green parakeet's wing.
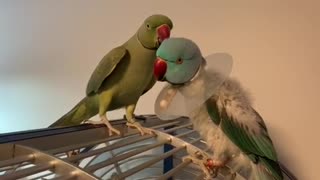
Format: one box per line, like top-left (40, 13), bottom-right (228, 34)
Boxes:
top-left (216, 104), bottom-right (283, 180)
top-left (142, 75), bottom-right (157, 95)
top-left (86, 46), bottom-right (127, 95)
top-left (154, 53), bottom-right (233, 120)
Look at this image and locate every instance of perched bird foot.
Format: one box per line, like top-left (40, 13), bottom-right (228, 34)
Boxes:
top-left (126, 120), bottom-right (154, 136)
top-left (204, 158), bottom-right (228, 178)
top-left (86, 118), bottom-right (121, 136)
top-left (205, 158), bottom-right (226, 170)
top-left (182, 152), bottom-right (215, 180)
top-left (66, 149), bottom-right (79, 158)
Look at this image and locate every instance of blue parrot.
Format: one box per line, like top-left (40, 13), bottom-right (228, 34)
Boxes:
top-left (153, 37), bottom-right (283, 180)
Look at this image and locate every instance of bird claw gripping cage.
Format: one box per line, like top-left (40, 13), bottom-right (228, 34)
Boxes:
top-left (0, 115), bottom-right (297, 180)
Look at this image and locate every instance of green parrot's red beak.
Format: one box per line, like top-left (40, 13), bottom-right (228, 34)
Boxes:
top-left (154, 57), bottom-right (167, 81)
top-left (157, 24), bottom-right (170, 43)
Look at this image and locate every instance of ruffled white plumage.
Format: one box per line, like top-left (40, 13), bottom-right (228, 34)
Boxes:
top-left (155, 58), bottom-right (276, 179)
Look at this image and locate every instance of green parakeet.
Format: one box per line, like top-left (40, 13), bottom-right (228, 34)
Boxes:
top-left (49, 14), bottom-right (173, 136)
top-left (153, 37), bottom-right (283, 180)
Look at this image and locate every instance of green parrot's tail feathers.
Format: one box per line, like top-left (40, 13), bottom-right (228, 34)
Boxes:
top-left (251, 158), bottom-right (284, 180)
top-left (48, 96), bottom-right (99, 127)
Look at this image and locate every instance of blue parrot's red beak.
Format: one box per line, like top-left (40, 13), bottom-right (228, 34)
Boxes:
top-left (157, 24), bottom-right (170, 43)
top-left (154, 57), bottom-right (167, 81)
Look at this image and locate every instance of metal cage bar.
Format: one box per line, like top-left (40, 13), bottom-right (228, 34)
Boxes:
top-left (0, 115), bottom-right (297, 180)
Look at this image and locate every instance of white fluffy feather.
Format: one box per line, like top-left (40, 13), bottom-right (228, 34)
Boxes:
top-left (155, 60), bottom-right (275, 179)
top-left (216, 78), bottom-right (263, 135)
top-left (181, 66), bottom-right (270, 179)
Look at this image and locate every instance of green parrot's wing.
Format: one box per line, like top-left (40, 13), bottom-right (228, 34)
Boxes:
top-left (216, 105), bottom-right (283, 179)
top-left (141, 75), bottom-right (156, 95)
top-left (86, 46), bottom-right (127, 95)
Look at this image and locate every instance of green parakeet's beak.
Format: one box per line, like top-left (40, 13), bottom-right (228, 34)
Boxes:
top-left (157, 24), bottom-right (171, 44)
top-left (154, 57), bottom-right (167, 81)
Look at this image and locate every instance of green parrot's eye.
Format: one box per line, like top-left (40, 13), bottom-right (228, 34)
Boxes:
top-left (146, 24), bottom-right (151, 30)
top-left (176, 58), bottom-right (183, 64)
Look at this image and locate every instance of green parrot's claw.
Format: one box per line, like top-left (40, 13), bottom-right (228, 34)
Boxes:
top-left (86, 119), bottom-right (121, 136)
top-left (66, 149), bottom-right (79, 158)
top-left (126, 121), bottom-right (154, 136)
top-left (107, 126), bottom-right (121, 136)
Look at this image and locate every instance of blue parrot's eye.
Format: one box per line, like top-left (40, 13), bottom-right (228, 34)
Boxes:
top-left (176, 58), bottom-right (183, 64)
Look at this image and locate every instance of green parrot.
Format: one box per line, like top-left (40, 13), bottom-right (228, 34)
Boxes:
top-left (153, 37), bottom-right (284, 180)
top-left (49, 14), bottom-right (173, 136)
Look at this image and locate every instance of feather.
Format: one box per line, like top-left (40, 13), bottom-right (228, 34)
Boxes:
top-left (187, 71), bottom-right (283, 179)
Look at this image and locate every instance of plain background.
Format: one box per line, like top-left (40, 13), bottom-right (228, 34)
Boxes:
top-left (0, 0), bottom-right (319, 179)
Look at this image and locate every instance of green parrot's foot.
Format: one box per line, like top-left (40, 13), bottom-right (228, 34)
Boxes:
top-left (86, 119), bottom-right (121, 136)
top-left (126, 121), bottom-right (154, 136)
top-left (66, 149), bottom-right (79, 158)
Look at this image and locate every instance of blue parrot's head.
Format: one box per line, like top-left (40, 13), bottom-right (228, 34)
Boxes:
top-left (154, 37), bottom-right (203, 85)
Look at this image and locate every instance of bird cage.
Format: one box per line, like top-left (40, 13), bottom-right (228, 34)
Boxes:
top-left (0, 115), bottom-right (297, 180)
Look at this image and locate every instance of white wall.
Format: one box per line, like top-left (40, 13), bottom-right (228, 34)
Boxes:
top-left (0, 0), bottom-right (319, 179)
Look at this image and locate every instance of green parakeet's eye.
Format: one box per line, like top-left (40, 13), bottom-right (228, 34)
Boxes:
top-left (146, 24), bottom-right (151, 30)
top-left (176, 58), bottom-right (183, 64)
top-left (137, 14), bottom-right (172, 49)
